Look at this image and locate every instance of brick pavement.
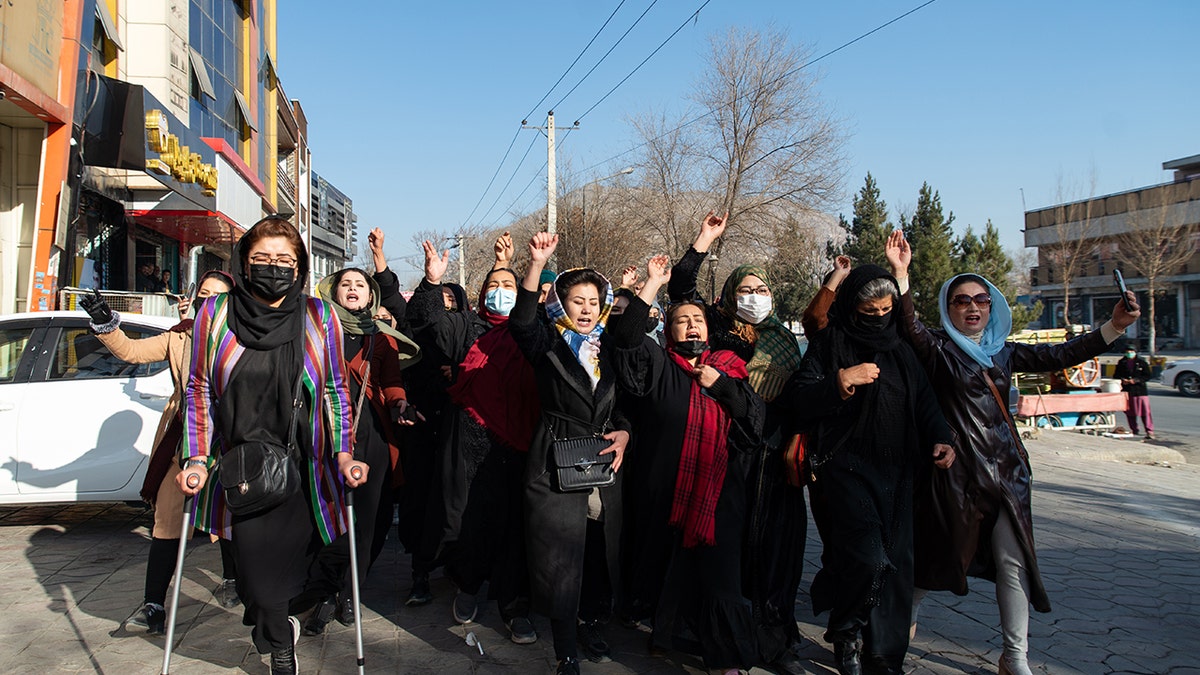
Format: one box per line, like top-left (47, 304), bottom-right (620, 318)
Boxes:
top-left (0, 432), bottom-right (1196, 674)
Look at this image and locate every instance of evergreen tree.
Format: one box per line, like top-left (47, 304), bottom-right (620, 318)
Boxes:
top-left (838, 173), bottom-right (892, 268)
top-left (904, 182), bottom-right (956, 323)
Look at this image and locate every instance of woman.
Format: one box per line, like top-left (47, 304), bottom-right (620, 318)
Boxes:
top-left (405, 233), bottom-right (539, 643)
top-left (509, 232), bottom-right (630, 675)
top-left (668, 212), bottom-right (807, 674)
top-left (780, 264), bottom-right (955, 675)
top-left (611, 255), bottom-right (764, 674)
top-left (176, 217), bottom-right (366, 675)
top-left (81, 271), bottom-right (239, 633)
top-left (884, 230), bottom-right (1140, 675)
top-left (300, 267), bottom-right (422, 633)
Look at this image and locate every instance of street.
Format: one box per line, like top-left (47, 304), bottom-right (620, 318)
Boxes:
top-left (0, 432), bottom-right (1196, 674)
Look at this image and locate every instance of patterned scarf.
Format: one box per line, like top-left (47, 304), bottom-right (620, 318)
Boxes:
top-left (718, 264), bottom-right (804, 401)
top-left (666, 347), bottom-right (749, 548)
top-left (543, 269), bottom-right (613, 391)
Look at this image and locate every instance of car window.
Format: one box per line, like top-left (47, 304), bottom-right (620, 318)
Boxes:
top-left (0, 327), bottom-right (36, 383)
top-left (48, 326), bottom-right (170, 380)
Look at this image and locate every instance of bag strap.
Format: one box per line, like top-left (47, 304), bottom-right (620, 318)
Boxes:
top-left (284, 299), bottom-right (310, 454)
top-left (351, 362), bottom-right (371, 437)
top-left (981, 368), bottom-right (1030, 471)
top-left (543, 409), bottom-right (608, 441)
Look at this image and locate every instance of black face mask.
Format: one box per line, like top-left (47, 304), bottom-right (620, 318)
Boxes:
top-left (671, 340), bottom-right (708, 358)
top-left (645, 316), bottom-right (661, 333)
top-left (855, 310), bottom-right (892, 332)
top-left (245, 264), bottom-right (296, 301)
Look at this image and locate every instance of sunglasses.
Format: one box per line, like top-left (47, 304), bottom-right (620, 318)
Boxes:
top-left (950, 293), bottom-right (993, 308)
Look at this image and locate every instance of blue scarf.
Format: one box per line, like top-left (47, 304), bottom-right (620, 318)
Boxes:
top-left (544, 269), bottom-right (613, 391)
top-left (938, 273), bottom-right (1012, 368)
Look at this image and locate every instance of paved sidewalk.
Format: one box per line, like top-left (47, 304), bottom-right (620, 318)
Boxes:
top-left (0, 433), bottom-right (1196, 674)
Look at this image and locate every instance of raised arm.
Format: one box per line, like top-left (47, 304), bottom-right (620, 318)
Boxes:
top-left (801, 255), bottom-right (850, 337)
top-left (887, 229), bottom-right (943, 368)
top-left (509, 232), bottom-right (558, 361)
top-left (1009, 295), bottom-right (1139, 373)
top-left (667, 211), bottom-right (727, 303)
top-left (406, 240), bottom-right (480, 363)
top-left (492, 231), bottom-right (515, 272)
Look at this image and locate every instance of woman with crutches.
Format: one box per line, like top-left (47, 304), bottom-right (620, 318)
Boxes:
top-left (176, 217), bottom-right (366, 675)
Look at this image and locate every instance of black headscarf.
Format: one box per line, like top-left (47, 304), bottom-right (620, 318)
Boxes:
top-left (828, 264), bottom-right (902, 366)
top-left (227, 219), bottom-right (310, 351)
top-left (443, 282), bottom-right (470, 313)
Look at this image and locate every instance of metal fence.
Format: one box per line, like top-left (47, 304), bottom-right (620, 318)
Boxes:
top-left (59, 287), bottom-right (181, 318)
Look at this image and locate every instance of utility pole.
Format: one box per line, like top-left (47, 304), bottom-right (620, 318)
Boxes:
top-left (547, 112), bottom-right (556, 236)
top-left (523, 113), bottom-right (579, 267)
top-left (456, 233), bottom-right (466, 287)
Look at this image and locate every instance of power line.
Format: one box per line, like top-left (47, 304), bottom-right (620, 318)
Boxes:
top-left (474, 132), bottom-right (541, 228)
top-left (550, 0), bottom-right (661, 113)
top-left (523, 0), bottom-right (628, 122)
top-left (461, 127), bottom-right (522, 226)
top-left (580, 0), bottom-right (941, 175)
top-left (463, 2), bottom-right (629, 228)
top-left (575, 0), bottom-right (712, 123)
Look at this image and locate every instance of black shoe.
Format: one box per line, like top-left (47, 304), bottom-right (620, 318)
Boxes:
top-left (862, 655), bottom-right (902, 675)
top-left (771, 646), bottom-right (811, 675)
top-left (270, 616), bottom-right (301, 674)
top-left (214, 578), bottom-right (241, 609)
top-left (578, 620), bottom-right (612, 663)
top-left (302, 597), bottom-right (337, 636)
top-left (834, 639), bottom-right (863, 675)
top-left (555, 657), bottom-right (581, 675)
top-left (405, 575), bottom-right (433, 607)
top-left (126, 602), bottom-right (166, 635)
top-left (335, 594), bottom-right (356, 626)
top-left (506, 616), bottom-right (538, 644)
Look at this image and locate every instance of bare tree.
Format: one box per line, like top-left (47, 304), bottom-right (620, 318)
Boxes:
top-left (1043, 172), bottom-right (1099, 327)
top-left (1114, 187), bottom-right (1197, 355)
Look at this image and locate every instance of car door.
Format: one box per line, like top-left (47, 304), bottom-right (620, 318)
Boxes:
top-left (14, 317), bottom-right (172, 502)
top-left (0, 319), bottom-right (48, 497)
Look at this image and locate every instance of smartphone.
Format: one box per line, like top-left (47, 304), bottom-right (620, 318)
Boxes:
top-left (1113, 270), bottom-right (1134, 312)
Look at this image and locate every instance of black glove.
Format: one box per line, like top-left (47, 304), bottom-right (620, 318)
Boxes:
top-left (80, 288), bottom-right (114, 326)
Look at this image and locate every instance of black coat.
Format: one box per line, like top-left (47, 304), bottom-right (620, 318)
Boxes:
top-left (898, 291), bottom-right (1111, 612)
top-left (508, 286), bottom-right (628, 620)
top-left (1115, 356), bottom-right (1152, 397)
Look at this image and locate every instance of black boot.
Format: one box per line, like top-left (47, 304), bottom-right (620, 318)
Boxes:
top-left (833, 639), bottom-right (863, 675)
top-left (302, 596), bottom-right (337, 636)
top-left (862, 654), bottom-right (903, 675)
top-left (270, 646), bottom-right (297, 675)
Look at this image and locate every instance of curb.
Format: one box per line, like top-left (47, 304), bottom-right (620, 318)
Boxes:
top-left (1027, 430), bottom-right (1188, 465)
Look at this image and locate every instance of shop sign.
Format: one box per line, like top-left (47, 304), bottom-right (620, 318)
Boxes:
top-left (145, 109), bottom-right (218, 196)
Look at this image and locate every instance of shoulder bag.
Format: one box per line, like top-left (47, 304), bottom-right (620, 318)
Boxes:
top-left (545, 410), bottom-right (616, 493)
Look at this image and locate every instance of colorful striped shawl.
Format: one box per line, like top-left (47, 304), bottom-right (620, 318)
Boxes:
top-left (183, 293), bottom-right (353, 544)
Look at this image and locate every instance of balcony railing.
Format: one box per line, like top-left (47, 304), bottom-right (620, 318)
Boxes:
top-left (277, 164), bottom-right (297, 209)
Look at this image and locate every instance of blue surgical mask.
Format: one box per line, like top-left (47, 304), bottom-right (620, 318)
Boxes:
top-left (483, 287), bottom-right (517, 316)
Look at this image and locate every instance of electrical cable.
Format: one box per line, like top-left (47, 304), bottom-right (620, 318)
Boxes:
top-left (523, 0), bottom-right (628, 122)
top-left (575, 0), bottom-right (712, 123)
top-left (579, 0), bottom-right (940, 175)
top-left (461, 126), bottom-right (522, 226)
top-left (473, 132), bottom-right (541, 228)
top-left (550, 0), bottom-right (661, 112)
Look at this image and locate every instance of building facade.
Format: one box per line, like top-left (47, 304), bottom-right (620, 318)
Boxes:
top-left (1025, 154), bottom-right (1200, 348)
top-left (1, 0), bottom-right (349, 313)
top-left (309, 172), bottom-right (357, 284)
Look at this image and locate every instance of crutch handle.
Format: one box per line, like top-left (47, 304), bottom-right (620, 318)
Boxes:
top-left (350, 466), bottom-right (364, 481)
top-left (185, 472), bottom-right (201, 489)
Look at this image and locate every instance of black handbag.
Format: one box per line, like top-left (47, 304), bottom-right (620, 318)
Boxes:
top-left (546, 411), bottom-right (615, 493)
top-left (215, 365), bottom-right (306, 516)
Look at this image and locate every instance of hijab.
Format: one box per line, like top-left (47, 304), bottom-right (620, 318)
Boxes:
top-left (828, 264), bottom-right (903, 362)
top-left (544, 269), bottom-right (613, 391)
top-left (938, 273), bottom-right (1012, 369)
top-left (477, 268), bottom-right (518, 327)
top-left (717, 264), bottom-right (803, 401)
top-left (316, 269), bottom-right (421, 366)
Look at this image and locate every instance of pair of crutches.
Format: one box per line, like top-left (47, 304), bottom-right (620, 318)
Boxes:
top-left (161, 393), bottom-right (370, 673)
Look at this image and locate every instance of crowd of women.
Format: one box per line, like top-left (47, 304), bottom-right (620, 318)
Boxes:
top-left (82, 214), bottom-right (1140, 675)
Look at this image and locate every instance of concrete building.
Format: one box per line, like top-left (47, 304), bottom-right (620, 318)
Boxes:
top-left (3, 0), bottom-right (343, 313)
top-left (308, 172), bottom-right (357, 284)
top-left (1025, 154), bottom-right (1200, 348)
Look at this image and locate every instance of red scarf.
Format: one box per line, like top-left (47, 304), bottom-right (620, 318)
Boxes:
top-left (445, 312), bottom-right (539, 451)
top-left (667, 347), bottom-right (748, 547)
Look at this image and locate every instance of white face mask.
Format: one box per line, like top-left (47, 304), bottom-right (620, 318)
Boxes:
top-left (735, 294), bottom-right (772, 324)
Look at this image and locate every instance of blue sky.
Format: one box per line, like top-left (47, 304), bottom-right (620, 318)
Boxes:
top-left (278, 1), bottom-right (1198, 275)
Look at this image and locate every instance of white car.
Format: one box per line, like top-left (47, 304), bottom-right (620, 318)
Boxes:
top-left (1160, 359), bottom-right (1200, 398)
top-left (0, 311), bottom-right (177, 504)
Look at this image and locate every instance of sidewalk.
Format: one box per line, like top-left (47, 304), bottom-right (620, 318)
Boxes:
top-left (0, 432), bottom-right (1196, 674)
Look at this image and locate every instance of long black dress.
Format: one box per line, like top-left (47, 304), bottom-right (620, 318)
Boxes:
top-left (406, 279), bottom-right (529, 619)
top-left (778, 270), bottom-right (953, 672)
top-left (608, 297), bottom-right (764, 669)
